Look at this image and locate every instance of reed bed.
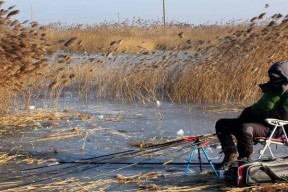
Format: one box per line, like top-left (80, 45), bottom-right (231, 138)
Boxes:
top-left (0, 1), bottom-right (52, 113)
top-left (67, 13), bottom-right (288, 105)
top-left (2, 1), bottom-right (288, 113)
top-left (46, 20), bottom-right (242, 54)
top-left (39, 12), bottom-right (288, 107)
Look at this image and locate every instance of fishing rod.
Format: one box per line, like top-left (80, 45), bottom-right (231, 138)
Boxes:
top-left (0, 138), bottom-right (178, 176)
top-left (55, 140), bottom-right (216, 180)
top-left (0, 154), bottom-right (213, 191)
top-left (163, 136), bottom-right (217, 165)
top-left (0, 133), bottom-right (217, 190)
top-left (0, 164), bottom-right (100, 192)
top-left (66, 133), bottom-right (216, 164)
top-left (60, 139), bottom-right (215, 166)
top-left (57, 140), bottom-right (199, 165)
top-left (1, 137), bottom-right (196, 183)
top-left (19, 141), bottom-right (212, 181)
top-left (2, 133), bottom-right (216, 177)
top-left (1, 133), bottom-right (216, 174)
top-left (1, 161), bottom-right (212, 192)
top-left (49, 134), bottom-right (216, 168)
top-left (1, 133), bottom-right (217, 183)
top-left (0, 151), bottom-right (164, 190)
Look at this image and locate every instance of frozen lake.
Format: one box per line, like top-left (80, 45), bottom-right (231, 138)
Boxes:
top-left (0, 97), bottom-right (285, 191)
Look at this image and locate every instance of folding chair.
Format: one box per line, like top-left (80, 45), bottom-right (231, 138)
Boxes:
top-left (254, 118), bottom-right (288, 159)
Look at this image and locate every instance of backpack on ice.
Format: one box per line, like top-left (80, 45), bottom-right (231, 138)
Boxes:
top-left (224, 157), bottom-right (288, 186)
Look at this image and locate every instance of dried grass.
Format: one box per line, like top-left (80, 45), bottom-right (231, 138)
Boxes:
top-left (56, 13), bottom-right (288, 106)
top-left (1, 155), bottom-right (288, 191)
top-left (1, 171), bottom-right (287, 192)
top-left (35, 127), bottom-right (82, 142)
top-left (0, 2), bottom-right (52, 112)
top-left (0, 153), bottom-right (18, 165)
top-left (1, 1), bottom-right (288, 112)
top-left (1, 178), bottom-right (116, 192)
top-left (46, 21), bottom-right (240, 54)
top-left (0, 109), bottom-right (90, 127)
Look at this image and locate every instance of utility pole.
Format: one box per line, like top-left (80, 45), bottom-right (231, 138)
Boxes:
top-left (117, 12), bottom-right (120, 23)
top-left (30, 6), bottom-right (34, 21)
top-left (163, 0), bottom-right (166, 27)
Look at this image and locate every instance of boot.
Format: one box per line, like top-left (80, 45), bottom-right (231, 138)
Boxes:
top-left (215, 129), bottom-right (237, 170)
top-left (214, 152), bottom-right (237, 170)
top-left (238, 154), bottom-right (253, 163)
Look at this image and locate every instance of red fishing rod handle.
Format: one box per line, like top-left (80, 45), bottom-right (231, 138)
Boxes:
top-left (182, 133), bottom-right (216, 143)
top-left (198, 140), bottom-right (210, 147)
top-left (183, 136), bottom-right (199, 143)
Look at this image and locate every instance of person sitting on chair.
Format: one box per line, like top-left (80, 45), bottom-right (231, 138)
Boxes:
top-left (215, 61), bottom-right (288, 169)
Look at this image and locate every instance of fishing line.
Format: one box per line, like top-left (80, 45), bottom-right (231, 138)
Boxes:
top-left (0, 137), bottom-right (187, 183)
top-left (3, 134), bottom-right (215, 178)
top-left (0, 134), bottom-right (195, 174)
top-left (0, 134), bottom-right (216, 190)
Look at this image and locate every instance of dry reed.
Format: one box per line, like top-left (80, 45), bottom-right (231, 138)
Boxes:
top-left (37, 13), bottom-right (288, 107)
top-left (57, 13), bottom-right (288, 106)
top-left (0, 153), bottom-right (18, 165)
top-left (2, 1), bottom-right (288, 113)
top-left (0, 109), bottom-right (90, 127)
top-left (0, 1), bottom-right (52, 113)
top-left (45, 20), bottom-right (242, 54)
top-left (0, 178), bottom-right (116, 192)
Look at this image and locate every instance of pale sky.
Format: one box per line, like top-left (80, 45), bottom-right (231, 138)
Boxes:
top-left (6, 0), bottom-right (288, 25)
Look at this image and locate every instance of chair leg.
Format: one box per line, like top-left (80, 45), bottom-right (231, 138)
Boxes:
top-left (258, 144), bottom-right (267, 159)
top-left (258, 142), bottom-right (277, 159)
top-left (268, 145), bottom-right (275, 159)
top-left (258, 119), bottom-right (288, 160)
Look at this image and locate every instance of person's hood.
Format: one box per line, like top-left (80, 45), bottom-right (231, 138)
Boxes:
top-left (259, 61), bottom-right (288, 94)
top-left (268, 61), bottom-right (288, 81)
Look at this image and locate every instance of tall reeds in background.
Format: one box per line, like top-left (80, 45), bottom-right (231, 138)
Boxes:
top-left (183, 13), bottom-right (288, 104)
top-left (45, 20), bottom-right (243, 54)
top-left (57, 13), bottom-right (288, 106)
top-left (1, 1), bottom-right (288, 114)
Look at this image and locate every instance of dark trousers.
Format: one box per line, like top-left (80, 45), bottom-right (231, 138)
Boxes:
top-left (215, 118), bottom-right (270, 157)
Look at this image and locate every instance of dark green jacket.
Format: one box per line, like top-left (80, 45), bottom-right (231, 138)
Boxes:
top-left (239, 83), bottom-right (288, 124)
top-left (251, 84), bottom-right (281, 111)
